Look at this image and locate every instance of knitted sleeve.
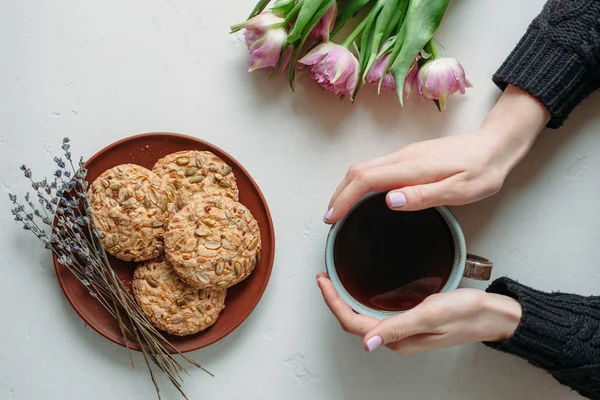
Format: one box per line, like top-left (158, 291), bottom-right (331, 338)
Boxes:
top-left (484, 277), bottom-right (600, 399)
top-left (492, 0), bottom-right (600, 128)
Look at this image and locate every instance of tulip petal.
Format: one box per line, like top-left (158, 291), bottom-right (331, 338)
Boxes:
top-left (365, 54), bottom-right (396, 92)
top-left (403, 61), bottom-right (419, 98)
top-left (331, 54), bottom-right (355, 84)
top-left (345, 67), bottom-right (359, 99)
top-left (300, 43), bottom-right (359, 100)
top-left (246, 28), bottom-right (287, 72)
top-left (310, 2), bottom-right (337, 41)
top-left (298, 43), bottom-right (335, 66)
top-left (243, 29), bottom-right (262, 46)
top-left (416, 58), bottom-right (470, 107)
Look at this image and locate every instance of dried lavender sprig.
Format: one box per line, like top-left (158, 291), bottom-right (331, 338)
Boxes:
top-left (12, 200), bottom-right (199, 399)
top-left (49, 209), bottom-right (203, 373)
top-left (8, 139), bottom-right (209, 400)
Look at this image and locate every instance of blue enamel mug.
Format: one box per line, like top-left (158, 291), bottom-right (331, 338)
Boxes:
top-left (325, 191), bottom-right (493, 319)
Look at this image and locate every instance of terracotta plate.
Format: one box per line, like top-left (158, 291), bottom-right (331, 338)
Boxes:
top-left (53, 133), bottom-right (276, 353)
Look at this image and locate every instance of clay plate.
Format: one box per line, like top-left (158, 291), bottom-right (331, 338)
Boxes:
top-left (53, 132), bottom-right (276, 353)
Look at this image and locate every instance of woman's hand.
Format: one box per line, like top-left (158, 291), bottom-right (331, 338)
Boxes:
top-left (316, 273), bottom-right (522, 354)
top-left (323, 85), bottom-right (550, 224)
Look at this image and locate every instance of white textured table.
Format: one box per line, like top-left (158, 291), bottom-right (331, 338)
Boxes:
top-left (1, 0), bottom-right (598, 399)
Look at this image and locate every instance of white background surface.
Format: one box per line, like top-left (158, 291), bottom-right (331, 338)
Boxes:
top-left (1, 0), bottom-right (598, 399)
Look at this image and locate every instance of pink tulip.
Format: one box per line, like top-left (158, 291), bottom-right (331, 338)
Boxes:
top-left (417, 58), bottom-right (472, 110)
top-left (298, 43), bottom-right (359, 99)
top-left (245, 28), bottom-right (289, 71)
top-left (310, 2), bottom-right (337, 41)
top-left (365, 54), bottom-right (396, 91)
top-left (231, 12), bottom-right (290, 72)
top-left (365, 56), bottom-right (419, 100)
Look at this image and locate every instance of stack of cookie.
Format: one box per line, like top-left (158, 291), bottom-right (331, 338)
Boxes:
top-left (88, 150), bottom-right (261, 336)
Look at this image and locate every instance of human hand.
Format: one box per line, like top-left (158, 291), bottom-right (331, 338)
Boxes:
top-left (316, 273), bottom-right (522, 354)
top-left (323, 85), bottom-right (550, 223)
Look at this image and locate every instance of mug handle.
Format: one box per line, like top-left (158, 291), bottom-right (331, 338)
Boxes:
top-left (463, 254), bottom-right (493, 281)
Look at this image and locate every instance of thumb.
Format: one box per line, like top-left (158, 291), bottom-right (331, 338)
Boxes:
top-left (363, 312), bottom-right (428, 352)
top-left (386, 180), bottom-right (460, 212)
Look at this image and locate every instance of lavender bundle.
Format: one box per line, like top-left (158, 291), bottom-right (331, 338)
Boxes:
top-left (8, 138), bottom-right (209, 400)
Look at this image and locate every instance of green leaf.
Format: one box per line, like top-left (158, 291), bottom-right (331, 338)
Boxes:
top-left (282, 0), bottom-right (305, 26)
top-left (364, 0), bottom-right (400, 77)
top-left (377, 0), bottom-right (409, 91)
top-left (332, 0), bottom-right (374, 38)
top-left (288, 0), bottom-right (328, 43)
top-left (378, 20), bottom-right (406, 92)
top-left (288, 0), bottom-right (336, 89)
top-left (248, 0), bottom-right (271, 19)
top-left (350, 3), bottom-right (381, 98)
top-left (381, 0), bottom-right (409, 45)
top-left (390, 0), bottom-right (451, 104)
top-left (376, 36), bottom-right (395, 57)
top-left (271, 0), bottom-right (296, 16)
top-left (358, 2), bottom-right (382, 74)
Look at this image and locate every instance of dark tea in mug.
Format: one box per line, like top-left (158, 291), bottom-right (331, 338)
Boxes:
top-left (333, 193), bottom-right (455, 311)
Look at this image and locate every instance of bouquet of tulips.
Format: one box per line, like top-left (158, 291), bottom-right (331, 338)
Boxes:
top-left (231, 0), bottom-right (471, 110)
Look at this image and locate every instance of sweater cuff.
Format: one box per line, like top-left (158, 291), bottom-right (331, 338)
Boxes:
top-left (493, 26), bottom-right (597, 129)
top-left (483, 277), bottom-right (574, 370)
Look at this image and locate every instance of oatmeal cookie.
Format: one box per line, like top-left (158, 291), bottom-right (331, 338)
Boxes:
top-left (88, 164), bottom-right (176, 262)
top-left (152, 150), bottom-right (239, 210)
top-left (132, 257), bottom-right (226, 336)
top-left (164, 196), bottom-right (261, 289)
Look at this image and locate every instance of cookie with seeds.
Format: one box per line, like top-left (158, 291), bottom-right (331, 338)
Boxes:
top-left (164, 196), bottom-right (261, 289)
top-left (132, 257), bottom-right (226, 336)
top-left (152, 150), bottom-right (239, 210)
top-left (88, 164), bottom-right (176, 262)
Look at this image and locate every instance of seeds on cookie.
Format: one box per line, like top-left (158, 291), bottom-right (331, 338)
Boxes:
top-left (164, 196), bottom-right (261, 290)
top-left (132, 257), bottom-right (226, 336)
top-left (152, 150), bottom-right (239, 210)
top-left (88, 164), bottom-right (175, 262)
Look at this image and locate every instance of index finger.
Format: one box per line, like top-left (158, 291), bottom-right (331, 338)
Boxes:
top-left (317, 275), bottom-right (378, 335)
top-left (326, 163), bottom-right (411, 223)
top-left (325, 153), bottom-right (402, 222)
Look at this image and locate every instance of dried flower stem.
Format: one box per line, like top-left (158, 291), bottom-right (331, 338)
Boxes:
top-left (8, 138), bottom-right (210, 400)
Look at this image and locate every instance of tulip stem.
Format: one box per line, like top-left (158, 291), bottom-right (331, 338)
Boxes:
top-left (342, 16), bottom-right (370, 48)
top-left (424, 38), bottom-right (440, 60)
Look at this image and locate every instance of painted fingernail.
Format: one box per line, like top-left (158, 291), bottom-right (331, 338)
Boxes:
top-left (366, 335), bottom-right (383, 352)
top-left (323, 207), bottom-right (334, 223)
top-left (388, 192), bottom-right (407, 208)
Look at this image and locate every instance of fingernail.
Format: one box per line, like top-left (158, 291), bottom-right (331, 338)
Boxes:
top-left (388, 192), bottom-right (407, 208)
top-left (323, 207), bottom-right (334, 223)
top-left (366, 335), bottom-right (383, 352)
